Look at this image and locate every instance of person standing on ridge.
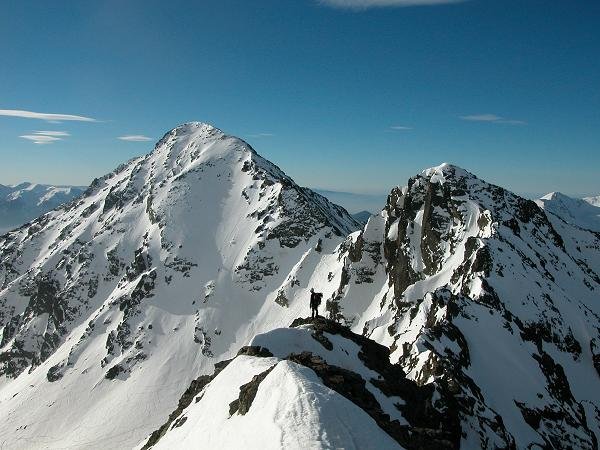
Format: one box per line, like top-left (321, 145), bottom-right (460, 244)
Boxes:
top-left (310, 288), bottom-right (322, 319)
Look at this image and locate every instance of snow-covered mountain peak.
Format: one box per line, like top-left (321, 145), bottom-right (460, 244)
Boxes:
top-left (147, 122), bottom-right (247, 172)
top-left (540, 191), bottom-right (560, 201)
top-left (539, 191), bottom-right (589, 207)
top-left (8, 181), bottom-right (33, 189)
top-left (0, 123), bottom-right (361, 449)
top-left (584, 195), bottom-right (600, 207)
top-left (537, 191), bottom-right (600, 232)
top-left (0, 182), bottom-right (85, 234)
top-left (312, 164), bottom-right (600, 448)
top-left (1, 144), bottom-right (599, 449)
top-left (420, 162), bottom-right (473, 184)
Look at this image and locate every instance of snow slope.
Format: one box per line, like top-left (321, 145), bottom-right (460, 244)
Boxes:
top-left (536, 191), bottom-right (600, 232)
top-left (584, 195), bottom-right (600, 208)
top-left (0, 182), bottom-right (85, 234)
top-left (301, 164), bottom-right (600, 448)
top-left (0, 123), bottom-right (360, 449)
top-left (141, 318), bottom-right (459, 450)
top-left (1, 124), bottom-right (599, 449)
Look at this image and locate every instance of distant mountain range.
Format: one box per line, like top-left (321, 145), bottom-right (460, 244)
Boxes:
top-left (4, 182), bottom-right (597, 235)
top-left (313, 189), bottom-right (387, 215)
top-left (0, 182), bottom-right (85, 234)
top-left (351, 210), bottom-right (373, 224)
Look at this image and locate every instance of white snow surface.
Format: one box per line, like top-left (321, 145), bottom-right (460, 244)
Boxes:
top-left (0, 123), bottom-right (360, 449)
top-left (536, 191), bottom-right (600, 232)
top-left (146, 326), bottom-right (404, 450)
top-left (0, 128), bottom-right (599, 449)
top-left (584, 195), bottom-right (600, 208)
top-left (0, 182), bottom-right (85, 234)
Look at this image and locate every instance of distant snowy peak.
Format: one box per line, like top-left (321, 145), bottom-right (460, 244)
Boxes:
top-left (0, 181), bottom-right (85, 234)
top-left (536, 191), bottom-right (600, 232)
top-left (3, 182), bottom-right (83, 206)
top-left (584, 195), bottom-right (600, 208)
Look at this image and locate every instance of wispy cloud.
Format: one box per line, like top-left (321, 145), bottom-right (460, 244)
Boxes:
top-left (248, 133), bottom-right (275, 138)
top-left (34, 130), bottom-right (70, 137)
top-left (19, 130), bottom-right (71, 145)
top-left (118, 135), bottom-right (153, 142)
top-left (320, 0), bottom-right (468, 9)
top-left (20, 135), bottom-right (62, 145)
top-left (389, 125), bottom-right (413, 131)
top-left (0, 109), bottom-right (97, 122)
top-left (460, 114), bottom-right (526, 125)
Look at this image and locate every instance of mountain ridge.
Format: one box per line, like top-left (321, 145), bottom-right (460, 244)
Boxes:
top-left (0, 124), bottom-right (599, 449)
top-left (536, 191), bottom-right (600, 232)
top-left (0, 182), bottom-right (85, 234)
top-left (0, 122), bottom-right (360, 448)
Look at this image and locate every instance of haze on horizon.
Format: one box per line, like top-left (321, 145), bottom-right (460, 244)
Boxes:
top-left (1, 0), bottom-right (598, 198)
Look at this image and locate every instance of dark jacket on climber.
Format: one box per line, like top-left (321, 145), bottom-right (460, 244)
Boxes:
top-left (310, 288), bottom-right (322, 318)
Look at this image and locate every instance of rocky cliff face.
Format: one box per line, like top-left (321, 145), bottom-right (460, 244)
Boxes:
top-left (141, 317), bottom-right (460, 450)
top-left (321, 164), bottom-right (600, 448)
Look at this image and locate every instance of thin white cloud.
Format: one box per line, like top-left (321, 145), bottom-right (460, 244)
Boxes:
top-left (248, 133), bottom-right (275, 138)
top-left (460, 114), bottom-right (526, 125)
top-left (0, 109), bottom-right (97, 122)
top-left (495, 119), bottom-right (527, 125)
top-left (320, 0), bottom-right (468, 9)
top-left (20, 134), bottom-right (63, 145)
top-left (19, 130), bottom-right (71, 144)
top-left (118, 135), bottom-right (153, 142)
top-left (34, 130), bottom-right (70, 137)
top-left (389, 125), bottom-right (413, 130)
top-left (460, 114), bottom-right (501, 122)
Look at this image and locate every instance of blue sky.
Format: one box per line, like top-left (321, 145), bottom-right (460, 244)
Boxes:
top-left (1, 0), bottom-right (599, 198)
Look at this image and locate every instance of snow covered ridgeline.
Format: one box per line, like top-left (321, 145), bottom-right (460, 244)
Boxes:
top-left (0, 122), bottom-right (360, 380)
top-left (141, 318), bottom-right (460, 450)
top-left (0, 123), bottom-right (360, 448)
top-left (536, 191), bottom-right (600, 232)
top-left (0, 122), bottom-right (599, 449)
top-left (0, 182), bottom-right (85, 234)
top-left (329, 164), bottom-right (600, 448)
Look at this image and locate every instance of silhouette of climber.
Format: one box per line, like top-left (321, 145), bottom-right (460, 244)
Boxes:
top-left (310, 288), bottom-right (322, 318)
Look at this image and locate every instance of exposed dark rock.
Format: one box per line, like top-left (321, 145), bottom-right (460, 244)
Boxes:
top-left (171, 416), bottom-right (187, 429)
top-left (142, 358), bottom-right (233, 449)
top-left (288, 351), bottom-right (457, 450)
top-left (348, 233), bottom-right (364, 263)
top-left (289, 317), bottom-right (461, 449)
top-left (229, 364), bottom-right (276, 416)
top-left (591, 339), bottom-right (600, 378)
top-left (46, 364), bottom-right (64, 382)
top-left (311, 329), bottom-right (333, 350)
top-left (274, 289), bottom-right (289, 308)
top-left (105, 364), bottom-right (125, 380)
top-left (236, 346), bottom-right (274, 358)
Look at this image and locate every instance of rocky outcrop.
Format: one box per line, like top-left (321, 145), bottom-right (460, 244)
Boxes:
top-left (143, 317), bottom-right (460, 449)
